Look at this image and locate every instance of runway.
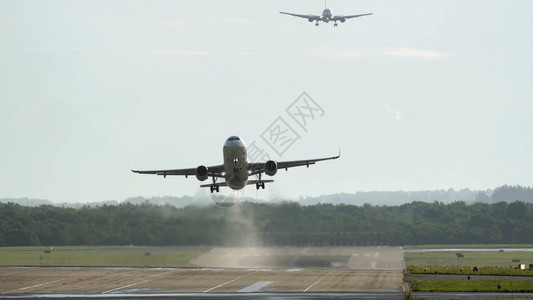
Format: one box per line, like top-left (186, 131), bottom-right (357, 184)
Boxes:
top-left (190, 246), bottom-right (405, 270)
top-left (0, 267), bottom-right (404, 294)
top-left (0, 247), bottom-right (405, 296)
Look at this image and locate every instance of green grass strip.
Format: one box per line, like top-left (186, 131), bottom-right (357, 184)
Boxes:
top-left (404, 244), bottom-right (533, 249)
top-left (407, 264), bottom-right (533, 276)
top-left (411, 279), bottom-right (533, 292)
top-left (0, 251), bottom-right (202, 267)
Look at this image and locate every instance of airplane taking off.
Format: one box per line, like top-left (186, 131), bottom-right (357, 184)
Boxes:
top-left (280, 7), bottom-right (372, 26)
top-left (132, 136), bottom-right (339, 193)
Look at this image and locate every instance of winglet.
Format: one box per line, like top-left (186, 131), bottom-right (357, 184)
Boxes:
top-left (332, 147), bottom-right (341, 159)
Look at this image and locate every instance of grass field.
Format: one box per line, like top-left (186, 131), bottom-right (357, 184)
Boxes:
top-left (405, 250), bottom-right (533, 261)
top-left (404, 244), bottom-right (533, 249)
top-left (405, 248), bottom-right (533, 276)
top-left (411, 279), bottom-right (533, 292)
top-left (0, 245), bottom-right (139, 251)
top-left (0, 245), bottom-right (210, 251)
top-left (407, 265), bottom-right (533, 276)
top-left (0, 246), bottom-right (205, 267)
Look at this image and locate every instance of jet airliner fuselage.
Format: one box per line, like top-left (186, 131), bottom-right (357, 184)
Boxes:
top-left (223, 136), bottom-right (248, 190)
top-left (321, 8), bottom-right (333, 22)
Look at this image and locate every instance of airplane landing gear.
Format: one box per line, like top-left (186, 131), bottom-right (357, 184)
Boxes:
top-left (209, 176), bottom-right (220, 193)
top-left (315, 21), bottom-right (319, 26)
top-left (334, 22), bottom-right (338, 27)
top-left (256, 173), bottom-right (265, 190)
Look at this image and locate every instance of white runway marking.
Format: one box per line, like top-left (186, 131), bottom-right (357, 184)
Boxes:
top-left (238, 281), bottom-right (273, 293)
top-left (2, 278), bottom-right (67, 294)
top-left (371, 261), bottom-right (377, 269)
top-left (203, 272), bottom-right (255, 293)
top-left (374, 251), bottom-right (379, 258)
top-left (101, 280), bottom-right (148, 294)
top-left (303, 270), bottom-right (334, 293)
top-left (286, 268), bottom-right (302, 272)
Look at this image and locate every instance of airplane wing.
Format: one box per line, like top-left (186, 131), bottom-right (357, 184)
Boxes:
top-left (248, 152), bottom-right (340, 176)
top-left (334, 13), bottom-right (373, 20)
top-left (132, 165), bottom-right (225, 178)
top-left (280, 12), bottom-right (321, 21)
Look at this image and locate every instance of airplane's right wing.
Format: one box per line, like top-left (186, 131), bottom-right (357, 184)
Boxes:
top-left (132, 165), bottom-right (225, 178)
top-left (280, 12), bottom-right (321, 21)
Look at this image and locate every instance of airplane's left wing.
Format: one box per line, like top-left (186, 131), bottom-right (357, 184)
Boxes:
top-left (132, 165), bottom-right (225, 178)
top-left (276, 154), bottom-right (340, 170)
top-left (248, 152), bottom-right (340, 176)
top-left (334, 13), bottom-right (373, 20)
top-left (280, 12), bottom-right (321, 21)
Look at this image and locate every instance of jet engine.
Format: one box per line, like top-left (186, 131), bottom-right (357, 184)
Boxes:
top-left (196, 165), bottom-right (208, 181)
top-left (339, 17), bottom-right (346, 23)
top-left (265, 160), bottom-right (278, 176)
top-left (308, 17), bottom-right (314, 22)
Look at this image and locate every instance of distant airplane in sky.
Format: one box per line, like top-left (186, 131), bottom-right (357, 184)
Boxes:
top-left (132, 136), bottom-right (339, 193)
top-left (280, 7), bottom-right (373, 26)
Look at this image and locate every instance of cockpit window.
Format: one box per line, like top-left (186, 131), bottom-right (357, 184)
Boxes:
top-left (227, 136), bottom-right (240, 141)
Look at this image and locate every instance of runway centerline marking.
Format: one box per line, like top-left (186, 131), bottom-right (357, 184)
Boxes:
top-left (203, 271), bottom-right (256, 293)
top-left (101, 280), bottom-right (148, 294)
top-left (2, 278), bottom-right (67, 294)
top-left (238, 281), bottom-right (273, 293)
top-left (303, 270), bottom-right (334, 293)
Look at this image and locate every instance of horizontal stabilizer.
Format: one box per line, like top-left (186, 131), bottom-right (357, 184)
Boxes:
top-left (247, 180), bottom-right (274, 185)
top-left (200, 182), bottom-right (228, 188)
top-left (199, 180), bottom-right (274, 188)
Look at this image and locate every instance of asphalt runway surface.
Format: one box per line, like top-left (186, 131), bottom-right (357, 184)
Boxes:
top-left (2, 247), bottom-right (531, 299)
top-left (190, 246), bottom-right (405, 270)
top-left (0, 247), bottom-right (405, 297)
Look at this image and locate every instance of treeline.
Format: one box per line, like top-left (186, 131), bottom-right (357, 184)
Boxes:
top-left (3, 185), bottom-right (532, 209)
top-left (476, 185), bottom-right (533, 203)
top-left (0, 201), bottom-right (532, 247)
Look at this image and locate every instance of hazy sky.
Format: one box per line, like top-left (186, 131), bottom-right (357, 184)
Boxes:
top-left (1, 0), bottom-right (532, 203)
